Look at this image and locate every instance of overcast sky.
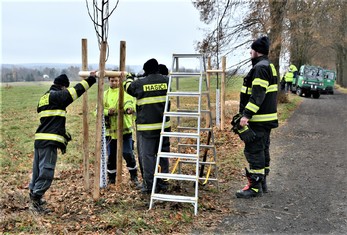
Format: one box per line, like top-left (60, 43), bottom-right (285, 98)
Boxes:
top-left (1, 0), bottom-right (208, 68)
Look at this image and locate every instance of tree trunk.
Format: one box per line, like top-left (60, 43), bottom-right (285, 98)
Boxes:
top-left (268, 0), bottom-right (287, 74)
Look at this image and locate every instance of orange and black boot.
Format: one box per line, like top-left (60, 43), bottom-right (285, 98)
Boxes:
top-left (241, 168), bottom-right (252, 191)
top-left (236, 173), bottom-right (263, 199)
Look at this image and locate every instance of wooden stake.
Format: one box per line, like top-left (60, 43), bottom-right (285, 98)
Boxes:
top-left (93, 41), bottom-right (107, 200)
top-left (81, 38), bottom-right (90, 190)
top-left (221, 56), bottom-right (226, 130)
top-left (206, 57), bottom-right (211, 127)
top-left (116, 41), bottom-right (126, 187)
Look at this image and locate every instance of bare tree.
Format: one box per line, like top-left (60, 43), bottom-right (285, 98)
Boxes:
top-left (193, 1), bottom-right (286, 74)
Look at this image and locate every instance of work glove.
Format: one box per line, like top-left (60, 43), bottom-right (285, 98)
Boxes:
top-left (126, 73), bottom-right (135, 81)
top-left (230, 113), bottom-right (256, 143)
top-left (237, 125), bottom-right (256, 143)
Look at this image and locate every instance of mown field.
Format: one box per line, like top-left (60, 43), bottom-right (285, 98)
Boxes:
top-left (0, 77), bottom-right (300, 234)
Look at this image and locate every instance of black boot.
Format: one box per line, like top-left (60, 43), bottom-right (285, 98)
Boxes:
top-left (262, 169), bottom-right (270, 193)
top-left (30, 191), bottom-right (46, 205)
top-left (236, 173), bottom-right (263, 199)
top-left (129, 169), bottom-right (142, 189)
top-left (241, 168), bottom-right (252, 191)
top-left (108, 172), bottom-right (116, 184)
top-left (29, 194), bottom-right (51, 214)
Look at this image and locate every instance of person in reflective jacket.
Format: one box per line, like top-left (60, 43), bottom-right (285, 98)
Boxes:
top-left (236, 36), bottom-right (279, 199)
top-left (103, 76), bottom-right (140, 188)
top-left (29, 72), bottom-right (96, 213)
top-left (124, 58), bottom-right (170, 195)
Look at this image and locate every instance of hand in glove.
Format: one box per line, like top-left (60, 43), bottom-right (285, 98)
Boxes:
top-left (237, 125), bottom-right (256, 143)
top-left (230, 113), bottom-right (256, 143)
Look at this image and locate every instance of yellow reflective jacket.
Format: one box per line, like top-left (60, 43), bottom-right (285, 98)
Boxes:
top-left (103, 87), bottom-right (135, 139)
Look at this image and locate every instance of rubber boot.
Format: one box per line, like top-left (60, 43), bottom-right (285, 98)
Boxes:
top-left (262, 169), bottom-right (270, 193)
top-left (30, 191), bottom-right (46, 205)
top-left (108, 172), bottom-right (116, 184)
top-left (236, 173), bottom-right (263, 199)
top-left (29, 194), bottom-right (52, 214)
top-left (129, 169), bottom-right (142, 189)
top-left (241, 168), bottom-right (252, 191)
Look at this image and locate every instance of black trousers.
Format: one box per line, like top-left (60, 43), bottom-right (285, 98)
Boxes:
top-left (137, 132), bottom-right (170, 192)
top-left (244, 126), bottom-right (271, 174)
top-left (29, 146), bottom-right (57, 198)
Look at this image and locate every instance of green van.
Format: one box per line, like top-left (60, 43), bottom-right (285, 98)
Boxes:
top-left (291, 65), bottom-right (324, 99)
top-left (322, 70), bottom-right (336, 94)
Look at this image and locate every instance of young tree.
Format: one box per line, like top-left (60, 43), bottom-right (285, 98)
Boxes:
top-left (85, 0), bottom-right (119, 199)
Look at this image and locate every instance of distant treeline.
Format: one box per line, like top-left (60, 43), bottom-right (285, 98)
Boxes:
top-left (1, 64), bottom-right (227, 83)
top-left (0, 65), bottom-right (116, 83)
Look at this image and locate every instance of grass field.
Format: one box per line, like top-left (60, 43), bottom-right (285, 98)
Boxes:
top-left (0, 77), bottom-right (301, 234)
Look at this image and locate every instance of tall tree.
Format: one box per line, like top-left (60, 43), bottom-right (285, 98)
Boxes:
top-left (192, 0), bottom-right (287, 74)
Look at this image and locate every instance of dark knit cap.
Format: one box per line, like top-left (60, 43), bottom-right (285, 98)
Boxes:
top-left (158, 64), bottom-right (169, 76)
top-left (143, 58), bottom-right (159, 74)
top-left (54, 74), bottom-right (70, 87)
top-left (251, 36), bottom-right (270, 55)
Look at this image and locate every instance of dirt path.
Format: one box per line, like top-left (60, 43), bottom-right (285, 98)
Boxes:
top-left (213, 91), bottom-right (347, 234)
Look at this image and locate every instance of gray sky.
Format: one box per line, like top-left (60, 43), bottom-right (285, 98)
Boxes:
top-left (1, 0), bottom-right (207, 68)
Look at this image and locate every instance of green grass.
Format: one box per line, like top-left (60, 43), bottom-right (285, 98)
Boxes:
top-left (0, 77), bottom-right (300, 234)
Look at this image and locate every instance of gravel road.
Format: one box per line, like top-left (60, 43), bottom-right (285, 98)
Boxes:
top-left (214, 91), bottom-right (347, 234)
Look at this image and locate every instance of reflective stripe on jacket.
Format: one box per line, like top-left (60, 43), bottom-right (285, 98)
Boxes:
top-left (35, 76), bottom-right (96, 151)
top-left (239, 56), bottom-right (279, 129)
top-left (124, 73), bottom-right (171, 138)
top-left (103, 87), bottom-right (135, 139)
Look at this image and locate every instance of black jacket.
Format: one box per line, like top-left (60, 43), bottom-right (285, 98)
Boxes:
top-left (239, 56), bottom-right (278, 129)
top-left (124, 72), bottom-right (170, 138)
top-left (34, 76), bottom-right (96, 152)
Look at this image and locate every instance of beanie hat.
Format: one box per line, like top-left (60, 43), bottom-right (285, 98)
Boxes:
top-left (251, 36), bottom-right (270, 55)
top-left (158, 64), bottom-right (169, 76)
top-left (54, 74), bottom-right (70, 87)
top-left (143, 58), bottom-right (159, 74)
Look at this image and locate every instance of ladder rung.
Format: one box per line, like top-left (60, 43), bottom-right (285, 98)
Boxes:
top-left (158, 152), bottom-right (198, 159)
top-left (167, 91), bottom-right (201, 97)
top-left (155, 173), bottom-right (198, 181)
top-left (173, 53), bottom-right (203, 58)
top-left (170, 72), bottom-right (201, 77)
top-left (178, 143), bottom-right (215, 149)
top-left (151, 194), bottom-right (197, 203)
top-left (164, 111), bottom-right (200, 117)
top-left (161, 131), bottom-right (199, 138)
top-left (177, 126), bottom-right (212, 131)
top-left (178, 160), bottom-right (216, 165)
top-left (176, 109), bottom-right (211, 114)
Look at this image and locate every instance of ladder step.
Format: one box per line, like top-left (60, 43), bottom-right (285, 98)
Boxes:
top-left (173, 53), bottom-right (203, 58)
top-left (164, 111), bottom-right (200, 117)
top-left (155, 173), bottom-right (198, 181)
top-left (177, 126), bottom-right (212, 131)
top-left (177, 159), bottom-right (216, 165)
top-left (158, 152), bottom-right (198, 159)
top-left (178, 143), bottom-right (215, 149)
top-left (151, 194), bottom-right (197, 204)
top-left (170, 72), bottom-right (201, 77)
top-left (176, 109), bottom-right (211, 114)
top-left (161, 131), bottom-right (199, 138)
top-left (167, 91), bottom-right (201, 97)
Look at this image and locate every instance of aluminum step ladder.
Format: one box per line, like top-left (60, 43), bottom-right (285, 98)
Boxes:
top-left (149, 53), bottom-right (218, 215)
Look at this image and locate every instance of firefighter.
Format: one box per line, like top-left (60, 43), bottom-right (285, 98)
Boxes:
top-left (284, 64), bottom-right (298, 92)
top-left (235, 36), bottom-right (279, 198)
top-left (124, 58), bottom-right (170, 195)
top-left (103, 76), bottom-right (140, 188)
top-left (29, 72), bottom-right (97, 213)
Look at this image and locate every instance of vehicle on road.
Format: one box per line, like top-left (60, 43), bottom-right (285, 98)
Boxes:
top-left (291, 65), bottom-right (324, 99)
top-left (321, 69), bottom-right (336, 95)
